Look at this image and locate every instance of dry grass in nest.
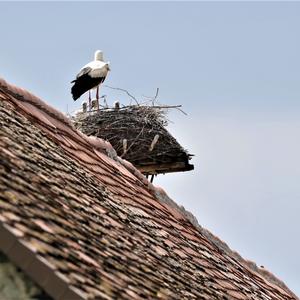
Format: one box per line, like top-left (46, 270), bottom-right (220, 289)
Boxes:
top-left (72, 105), bottom-right (191, 168)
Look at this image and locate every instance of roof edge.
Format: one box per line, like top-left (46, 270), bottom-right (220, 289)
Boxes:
top-left (0, 77), bottom-right (156, 193)
top-left (154, 187), bottom-right (298, 298)
top-left (0, 223), bottom-right (85, 300)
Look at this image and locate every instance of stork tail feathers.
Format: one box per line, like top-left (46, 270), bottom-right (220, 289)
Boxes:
top-left (71, 81), bottom-right (85, 101)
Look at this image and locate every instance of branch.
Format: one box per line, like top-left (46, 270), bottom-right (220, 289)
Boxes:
top-left (142, 87), bottom-right (160, 105)
top-left (120, 125), bottom-right (145, 158)
top-left (103, 85), bottom-right (139, 105)
top-left (153, 87), bottom-right (159, 104)
top-left (149, 105), bottom-right (187, 115)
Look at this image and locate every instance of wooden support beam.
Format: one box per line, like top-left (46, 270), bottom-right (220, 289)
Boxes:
top-left (138, 162), bottom-right (194, 175)
top-left (149, 134), bottom-right (159, 152)
top-left (150, 174), bottom-right (154, 183)
top-left (122, 139), bottom-right (127, 155)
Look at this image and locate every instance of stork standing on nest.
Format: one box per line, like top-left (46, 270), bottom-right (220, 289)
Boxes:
top-left (71, 50), bottom-right (110, 110)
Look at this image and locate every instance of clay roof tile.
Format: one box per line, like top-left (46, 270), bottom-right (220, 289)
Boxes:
top-left (0, 77), bottom-right (297, 300)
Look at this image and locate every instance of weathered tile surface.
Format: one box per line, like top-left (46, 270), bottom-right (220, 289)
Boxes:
top-left (0, 78), bottom-right (297, 300)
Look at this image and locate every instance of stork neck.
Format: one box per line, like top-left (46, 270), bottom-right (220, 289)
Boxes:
top-left (95, 52), bottom-right (103, 61)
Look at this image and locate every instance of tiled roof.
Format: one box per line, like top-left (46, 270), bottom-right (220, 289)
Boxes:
top-left (0, 77), bottom-right (297, 300)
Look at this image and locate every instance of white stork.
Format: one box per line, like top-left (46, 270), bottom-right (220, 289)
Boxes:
top-left (71, 50), bottom-right (110, 110)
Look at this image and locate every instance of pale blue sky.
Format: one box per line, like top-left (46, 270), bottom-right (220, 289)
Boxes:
top-left (1, 2), bottom-right (299, 295)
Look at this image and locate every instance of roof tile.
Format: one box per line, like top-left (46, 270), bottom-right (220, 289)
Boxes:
top-left (0, 78), bottom-right (297, 299)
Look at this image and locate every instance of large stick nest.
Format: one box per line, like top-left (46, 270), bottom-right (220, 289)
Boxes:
top-left (72, 105), bottom-right (192, 172)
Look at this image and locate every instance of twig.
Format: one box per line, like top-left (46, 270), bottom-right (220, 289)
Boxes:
top-left (66, 104), bottom-right (71, 117)
top-left (104, 85), bottom-right (139, 105)
top-left (142, 87), bottom-right (160, 105)
top-left (149, 105), bottom-right (187, 115)
top-left (120, 125), bottom-right (145, 158)
top-left (149, 105), bottom-right (181, 109)
top-left (152, 88), bottom-right (159, 104)
top-left (77, 104), bottom-right (186, 115)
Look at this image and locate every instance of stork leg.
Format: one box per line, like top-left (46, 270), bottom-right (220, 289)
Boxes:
top-left (88, 90), bottom-right (92, 111)
top-left (96, 86), bottom-right (100, 111)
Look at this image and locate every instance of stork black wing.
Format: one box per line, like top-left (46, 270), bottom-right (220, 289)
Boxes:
top-left (71, 73), bottom-right (105, 101)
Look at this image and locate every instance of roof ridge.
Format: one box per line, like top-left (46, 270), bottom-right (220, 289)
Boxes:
top-left (0, 77), bottom-right (155, 192)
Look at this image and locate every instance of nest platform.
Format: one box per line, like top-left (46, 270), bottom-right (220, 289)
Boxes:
top-left (72, 105), bottom-right (194, 176)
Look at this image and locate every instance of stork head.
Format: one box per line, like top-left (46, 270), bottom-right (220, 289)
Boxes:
top-left (94, 50), bottom-right (104, 61)
top-left (106, 61), bottom-right (111, 71)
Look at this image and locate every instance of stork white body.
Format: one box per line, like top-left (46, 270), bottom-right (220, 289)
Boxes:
top-left (71, 50), bottom-right (110, 108)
